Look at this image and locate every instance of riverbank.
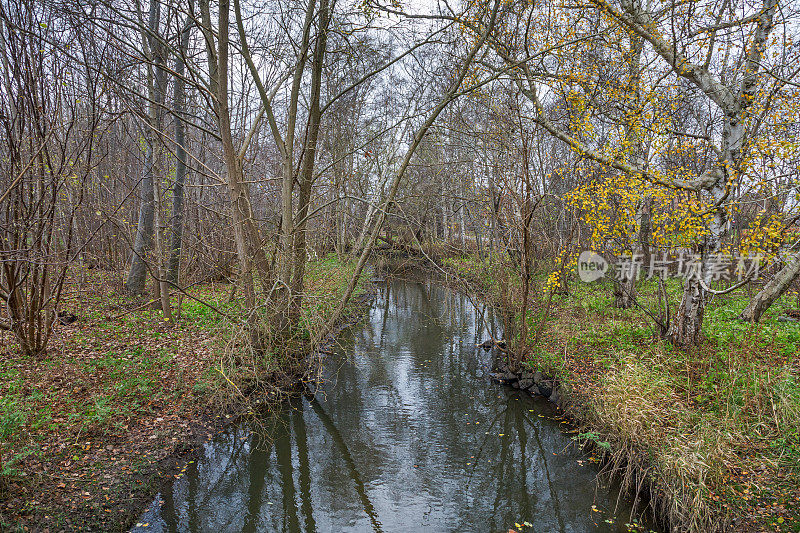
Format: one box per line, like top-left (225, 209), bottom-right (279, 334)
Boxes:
top-left (444, 255), bottom-right (800, 533)
top-left (0, 255), bottom-right (367, 532)
top-left (130, 277), bottom-right (645, 532)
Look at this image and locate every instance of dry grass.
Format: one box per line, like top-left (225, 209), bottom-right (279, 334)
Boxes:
top-left (445, 254), bottom-right (800, 532)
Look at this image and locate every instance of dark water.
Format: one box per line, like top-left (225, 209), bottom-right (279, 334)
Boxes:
top-left (132, 280), bottom-right (653, 532)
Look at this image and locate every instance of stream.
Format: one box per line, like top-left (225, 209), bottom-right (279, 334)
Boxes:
top-left (132, 280), bottom-right (654, 532)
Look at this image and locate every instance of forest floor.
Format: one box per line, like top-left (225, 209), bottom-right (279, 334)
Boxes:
top-left (0, 255), bottom-right (365, 532)
top-left (446, 256), bottom-right (800, 533)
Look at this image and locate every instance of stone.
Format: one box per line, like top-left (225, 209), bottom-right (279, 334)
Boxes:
top-left (533, 371), bottom-right (544, 384)
top-left (518, 378), bottom-right (534, 390)
top-left (549, 390), bottom-right (560, 403)
top-left (537, 381), bottom-right (553, 398)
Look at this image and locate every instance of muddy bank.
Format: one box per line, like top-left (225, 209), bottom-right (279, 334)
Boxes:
top-left (130, 279), bottom-right (650, 532)
top-left (0, 262), bottom-right (373, 532)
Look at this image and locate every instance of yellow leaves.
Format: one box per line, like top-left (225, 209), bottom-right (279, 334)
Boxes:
top-left (740, 213), bottom-right (787, 260)
top-left (566, 171), bottom-right (652, 252)
top-left (564, 166), bottom-right (745, 253)
top-left (544, 270), bottom-right (562, 293)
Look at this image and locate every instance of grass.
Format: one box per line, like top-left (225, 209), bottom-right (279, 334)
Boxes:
top-left (445, 254), bottom-right (800, 532)
top-left (300, 252), bottom-right (367, 337)
top-left (0, 253), bottom-right (368, 531)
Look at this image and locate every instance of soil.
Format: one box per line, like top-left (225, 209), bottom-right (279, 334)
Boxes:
top-left (0, 269), bottom-right (374, 532)
top-left (0, 275), bottom-right (236, 531)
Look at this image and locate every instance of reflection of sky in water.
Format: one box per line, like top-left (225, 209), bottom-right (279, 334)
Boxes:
top-left (132, 280), bottom-right (654, 532)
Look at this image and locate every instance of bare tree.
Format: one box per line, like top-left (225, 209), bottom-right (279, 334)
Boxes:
top-left (0, 0), bottom-right (93, 355)
top-left (166, 5), bottom-right (193, 284)
top-left (125, 0), bottom-right (168, 295)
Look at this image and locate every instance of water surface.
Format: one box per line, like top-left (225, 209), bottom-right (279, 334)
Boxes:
top-left (133, 280), bottom-right (651, 532)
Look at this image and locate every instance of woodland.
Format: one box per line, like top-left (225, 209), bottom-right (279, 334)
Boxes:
top-left (1, 0), bottom-right (800, 530)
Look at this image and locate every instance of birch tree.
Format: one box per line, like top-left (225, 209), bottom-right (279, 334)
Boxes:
top-left (475, 0), bottom-right (795, 346)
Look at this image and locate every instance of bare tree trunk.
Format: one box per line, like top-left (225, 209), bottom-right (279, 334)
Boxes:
top-left (201, 0), bottom-right (272, 309)
top-left (153, 149), bottom-right (171, 320)
top-left (125, 0), bottom-right (165, 294)
top-left (513, 195), bottom-right (534, 371)
top-left (239, 0), bottom-right (318, 338)
top-left (739, 252), bottom-right (800, 322)
top-left (354, 169), bottom-right (387, 256)
top-left (125, 122), bottom-right (155, 294)
top-left (288, 0), bottom-right (330, 326)
top-left (639, 197), bottom-right (652, 269)
top-left (615, 32), bottom-right (645, 309)
top-left (459, 201), bottom-right (467, 252)
top-left (615, 197), bottom-right (651, 308)
top-left (167, 10), bottom-right (192, 284)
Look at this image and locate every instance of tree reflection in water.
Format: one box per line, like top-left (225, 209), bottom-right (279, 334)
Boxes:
top-left (132, 281), bottom-right (654, 532)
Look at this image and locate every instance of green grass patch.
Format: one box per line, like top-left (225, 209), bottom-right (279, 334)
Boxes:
top-left (446, 252), bottom-right (800, 531)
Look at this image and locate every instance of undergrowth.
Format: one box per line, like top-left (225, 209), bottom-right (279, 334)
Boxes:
top-left (444, 253), bottom-right (800, 532)
top-left (0, 254), bottom-right (367, 531)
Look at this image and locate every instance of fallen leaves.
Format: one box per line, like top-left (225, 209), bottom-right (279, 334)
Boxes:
top-left (0, 271), bottom-right (229, 531)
